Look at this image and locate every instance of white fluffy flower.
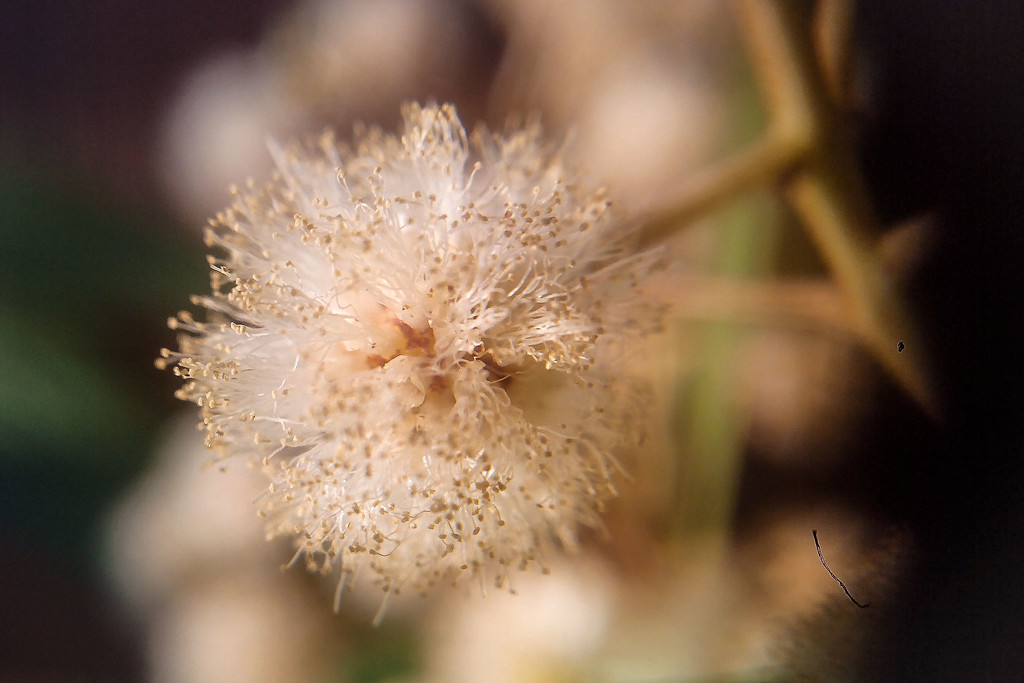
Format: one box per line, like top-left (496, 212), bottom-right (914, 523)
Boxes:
top-left (162, 103), bottom-right (658, 598)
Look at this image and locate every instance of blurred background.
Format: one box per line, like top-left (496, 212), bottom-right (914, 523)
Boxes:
top-left (0, 1), bottom-right (1022, 681)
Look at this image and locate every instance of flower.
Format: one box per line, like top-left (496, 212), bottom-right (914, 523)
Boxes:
top-left (160, 102), bottom-right (659, 600)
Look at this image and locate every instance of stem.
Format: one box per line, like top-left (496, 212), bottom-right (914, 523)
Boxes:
top-left (637, 134), bottom-right (801, 248)
top-left (734, 0), bottom-right (934, 414)
top-left (669, 276), bottom-right (855, 337)
top-left (636, 1), bottom-right (934, 413)
top-left (669, 198), bottom-right (769, 538)
top-left (814, 0), bottom-right (857, 105)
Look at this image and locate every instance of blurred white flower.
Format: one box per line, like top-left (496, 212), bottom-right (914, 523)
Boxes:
top-left (418, 556), bottom-right (617, 683)
top-left (106, 417), bottom-right (333, 683)
top-left (106, 417), bottom-right (271, 609)
top-left (158, 0), bottom-right (492, 222)
top-left (484, 0), bottom-right (730, 214)
top-left (162, 102), bottom-right (659, 600)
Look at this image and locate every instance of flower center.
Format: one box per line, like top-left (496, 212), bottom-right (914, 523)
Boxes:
top-left (365, 313), bottom-right (437, 369)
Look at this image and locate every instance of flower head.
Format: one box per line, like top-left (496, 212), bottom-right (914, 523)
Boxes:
top-left (161, 103), bottom-right (658, 598)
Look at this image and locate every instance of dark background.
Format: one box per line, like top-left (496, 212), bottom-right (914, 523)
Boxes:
top-left (855, 1), bottom-right (1024, 680)
top-left (0, 2), bottom-right (291, 679)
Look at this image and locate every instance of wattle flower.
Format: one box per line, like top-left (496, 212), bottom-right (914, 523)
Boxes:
top-left (161, 103), bottom-right (659, 600)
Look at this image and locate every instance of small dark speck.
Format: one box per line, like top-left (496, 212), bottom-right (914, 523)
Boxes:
top-left (897, 341), bottom-right (905, 352)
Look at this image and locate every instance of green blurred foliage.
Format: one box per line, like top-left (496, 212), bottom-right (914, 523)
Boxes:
top-left (0, 167), bottom-right (206, 567)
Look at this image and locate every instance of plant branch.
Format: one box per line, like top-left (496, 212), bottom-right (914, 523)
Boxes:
top-left (637, 134), bottom-right (802, 248)
top-left (666, 276), bottom-right (856, 338)
top-left (637, 0), bottom-right (935, 414)
top-left (734, 0), bottom-right (934, 414)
